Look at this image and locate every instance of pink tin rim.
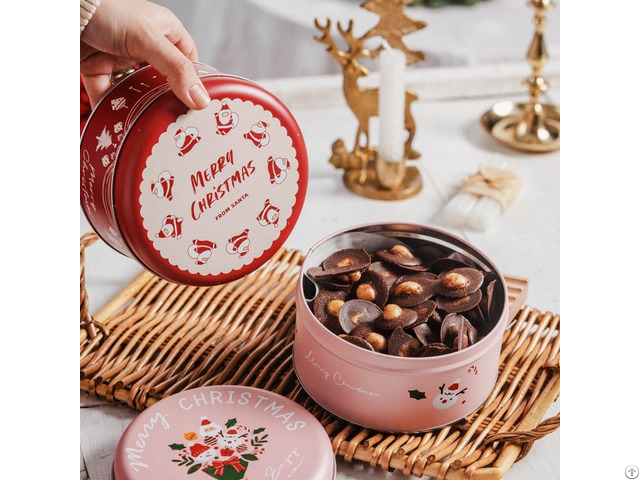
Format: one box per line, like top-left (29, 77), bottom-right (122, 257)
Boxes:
top-left (297, 222), bottom-right (510, 370)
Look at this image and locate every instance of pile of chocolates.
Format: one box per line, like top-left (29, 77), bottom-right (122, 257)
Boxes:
top-left (306, 242), bottom-right (501, 357)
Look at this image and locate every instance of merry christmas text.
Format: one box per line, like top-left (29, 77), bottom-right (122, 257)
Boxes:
top-left (178, 389), bottom-right (307, 431)
top-left (189, 149), bottom-right (256, 221)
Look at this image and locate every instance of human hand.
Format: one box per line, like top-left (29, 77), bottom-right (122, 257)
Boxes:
top-left (80, 0), bottom-right (210, 110)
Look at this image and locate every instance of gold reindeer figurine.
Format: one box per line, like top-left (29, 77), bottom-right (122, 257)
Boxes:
top-left (315, 0), bottom-right (426, 199)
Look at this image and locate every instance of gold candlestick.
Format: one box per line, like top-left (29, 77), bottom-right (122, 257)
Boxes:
top-left (481, 0), bottom-right (560, 153)
top-left (316, 0), bottom-right (426, 200)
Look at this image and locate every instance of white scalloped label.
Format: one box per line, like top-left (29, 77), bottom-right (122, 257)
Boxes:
top-left (139, 98), bottom-right (299, 276)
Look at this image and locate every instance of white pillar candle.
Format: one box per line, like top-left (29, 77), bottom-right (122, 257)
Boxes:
top-left (378, 45), bottom-right (406, 163)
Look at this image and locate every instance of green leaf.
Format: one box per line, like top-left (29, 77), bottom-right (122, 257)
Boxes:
top-left (408, 389), bottom-right (427, 400)
top-left (242, 454), bottom-right (259, 461)
top-left (260, 434), bottom-right (268, 440)
top-left (169, 443), bottom-right (186, 450)
top-left (187, 464), bottom-right (201, 474)
top-left (225, 418), bottom-right (238, 428)
top-left (253, 427), bottom-right (265, 434)
top-left (172, 459), bottom-right (182, 463)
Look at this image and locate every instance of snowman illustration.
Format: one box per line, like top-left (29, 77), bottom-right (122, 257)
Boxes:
top-left (243, 121), bottom-right (270, 148)
top-left (433, 379), bottom-right (467, 410)
top-left (151, 170), bottom-right (175, 201)
top-left (256, 199), bottom-right (280, 227)
top-left (175, 126), bottom-right (201, 156)
top-left (168, 417), bottom-right (268, 479)
top-left (267, 156), bottom-right (290, 185)
top-left (226, 229), bottom-right (250, 258)
top-left (214, 101), bottom-right (239, 136)
top-left (156, 214), bottom-right (183, 239)
top-left (188, 239), bottom-right (217, 265)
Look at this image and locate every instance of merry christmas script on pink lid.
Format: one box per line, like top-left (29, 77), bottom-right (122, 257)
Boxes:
top-left (113, 386), bottom-right (335, 480)
top-left (81, 63), bottom-right (308, 286)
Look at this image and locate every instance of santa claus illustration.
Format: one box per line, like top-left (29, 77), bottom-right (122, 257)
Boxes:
top-left (150, 170), bottom-right (175, 201)
top-left (187, 239), bottom-right (217, 265)
top-left (155, 214), bottom-right (183, 239)
top-left (200, 417), bottom-right (223, 446)
top-left (243, 121), bottom-right (270, 148)
top-left (174, 126), bottom-right (201, 156)
top-left (433, 380), bottom-right (467, 410)
top-left (267, 156), bottom-right (290, 185)
top-left (226, 229), bottom-right (250, 258)
top-left (256, 199), bottom-right (280, 227)
top-left (214, 101), bottom-right (239, 136)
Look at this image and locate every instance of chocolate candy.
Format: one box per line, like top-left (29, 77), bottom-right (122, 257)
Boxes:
top-left (390, 272), bottom-right (438, 307)
top-left (338, 299), bottom-right (382, 334)
top-left (437, 267), bottom-right (483, 298)
top-left (307, 238), bottom-right (500, 357)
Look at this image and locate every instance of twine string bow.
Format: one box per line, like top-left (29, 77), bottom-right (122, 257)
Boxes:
top-left (461, 166), bottom-right (523, 212)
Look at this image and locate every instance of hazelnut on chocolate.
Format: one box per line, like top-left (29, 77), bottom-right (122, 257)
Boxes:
top-left (440, 313), bottom-right (478, 351)
top-left (375, 303), bottom-right (418, 330)
top-left (390, 272), bottom-right (438, 307)
top-left (388, 327), bottom-right (421, 357)
top-left (437, 268), bottom-right (483, 298)
top-left (375, 245), bottom-right (427, 271)
top-left (436, 289), bottom-right (482, 313)
top-left (338, 299), bottom-right (382, 334)
top-left (364, 332), bottom-right (388, 352)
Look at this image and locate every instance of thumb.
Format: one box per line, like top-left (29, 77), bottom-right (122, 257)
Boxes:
top-left (138, 33), bottom-right (211, 110)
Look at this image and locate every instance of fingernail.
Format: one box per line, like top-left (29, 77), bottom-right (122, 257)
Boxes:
top-left (189, 83), bottom-right (210, 109)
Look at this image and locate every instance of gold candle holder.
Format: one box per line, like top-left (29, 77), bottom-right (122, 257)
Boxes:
top-left (315, 0), bottom-right (427, 200)
top-left (481, 0), bottom-right (560, 153)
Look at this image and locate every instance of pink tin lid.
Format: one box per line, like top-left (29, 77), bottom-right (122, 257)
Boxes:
top-left (113, 386), bottom-right (335, 480)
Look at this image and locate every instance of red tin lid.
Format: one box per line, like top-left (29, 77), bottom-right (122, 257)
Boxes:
top-left (113, 386), bottom-right (336, 480)
top-left (107, 70), bottom-right (307, 285)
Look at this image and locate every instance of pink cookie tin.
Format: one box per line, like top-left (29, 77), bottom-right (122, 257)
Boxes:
top-left (113, 386), bottom-right (335, 480)
top-left (81, 63), bottom-right (308, 286)
top-left (293, 223), bottom-right (509, 432)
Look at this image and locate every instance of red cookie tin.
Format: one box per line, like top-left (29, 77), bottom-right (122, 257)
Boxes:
top-left (81, 63), bottom-right (308, 285)
top-left (113, 386), bottom-right (336, 480)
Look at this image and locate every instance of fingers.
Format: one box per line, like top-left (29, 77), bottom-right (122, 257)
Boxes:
top-left (82, 74), bottom-right (114, 109)
top-left (134, 29), bottom-right (210, 110)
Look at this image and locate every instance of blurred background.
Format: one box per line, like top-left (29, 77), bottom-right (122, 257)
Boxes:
top-left (153, 0), bottom-right (560, 80)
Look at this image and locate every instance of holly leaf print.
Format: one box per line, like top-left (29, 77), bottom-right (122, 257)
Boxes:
top-left (241, 454), bottom-right (259, 461)
top-left (253, 427), bottom-right (265, 434)
top-left (169, 443), bottom-right (186, 450)
top-left (187, 463), bottom-right (201, 474)
top-left (408, 389), bottom-right (427, 400)
top-left (225, 418), bottom-right (238, 428)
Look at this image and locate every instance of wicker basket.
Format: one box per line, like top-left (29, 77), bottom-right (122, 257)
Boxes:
top-left (80, 232), bottom-right (559, 479)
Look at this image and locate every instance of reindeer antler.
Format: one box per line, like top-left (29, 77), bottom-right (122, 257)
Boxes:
top-left (314, 18), bottom-right (347, 66)
top-left (314, 17), bottom-right (370, 66)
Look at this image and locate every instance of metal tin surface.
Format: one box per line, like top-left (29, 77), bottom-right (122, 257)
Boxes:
top-left (293, 223), bottom-right (509, 432)
top-left (81, 63), bottom-right (308, 285)
top-left (113, 386), bottom-right (336, 480)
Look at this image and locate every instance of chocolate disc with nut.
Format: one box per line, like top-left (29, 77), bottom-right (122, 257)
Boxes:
top-left (388, 327), bottom-right (421, 357)
top-left (339, 334), bottom-right (375, 351)
top-left (437, 267), bottom-right (484, 298)
top-left (374, 303), bottom-right (419, 330)
top-left (410, 299), bottom-right (437, 327)
top-left (375, 244), bottom-right (428, 271)
top-left (440, 313), bottom-right (478, 350)
top-left (306, 267), bottom-right (352, 292)
top-left (436, 289), bottom-right (482, 313)
top-left (338, 299), bottom-right (383, 334)
top-left (412, 322), bottom-right (439, 346)
top-left (390, 272), bottom-right (438, 307)
top-left (354, 261), bottom-right (399, 308)
top-left (349, 321), bottom-right (377, 338)
top-left (321, 248), bottom-right (371, 283)
top-left (414, 245), bottom-right (446, 268)
top-left (429, 257), bottom-right (470, 275)
top-left (312, 289), bottom-right (348, 335)
top-left (414, 342), bottom-right (455, 357)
